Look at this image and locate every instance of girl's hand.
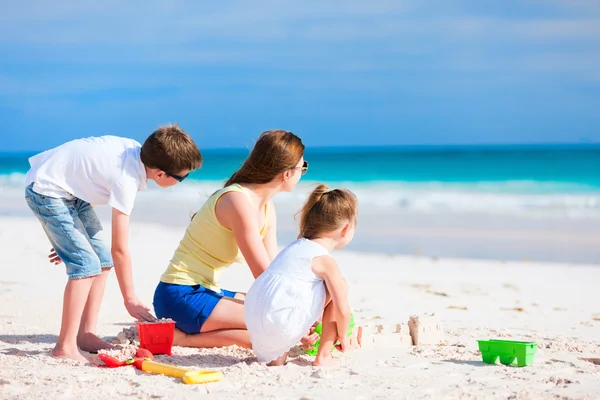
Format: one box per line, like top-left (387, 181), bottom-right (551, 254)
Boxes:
top-left (300, 327), bottom-right (320, 350)
top-left (48, 248), bottom-right (62, 265)
top-left (335, 336), bottom-right (350, 353)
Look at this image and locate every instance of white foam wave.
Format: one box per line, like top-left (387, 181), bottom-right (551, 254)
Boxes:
top-left (3, 174), bottom-right (600, 219)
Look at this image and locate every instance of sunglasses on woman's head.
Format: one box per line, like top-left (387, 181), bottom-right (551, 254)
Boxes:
top-left (165, 171), bottom-right (189, 182)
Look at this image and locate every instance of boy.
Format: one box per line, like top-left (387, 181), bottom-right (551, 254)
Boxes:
top-left (25, 125), bottom-right (202, 363)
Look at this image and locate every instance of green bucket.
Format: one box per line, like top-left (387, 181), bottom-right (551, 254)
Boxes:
top-left (477, 339), bottom-right (538, 367)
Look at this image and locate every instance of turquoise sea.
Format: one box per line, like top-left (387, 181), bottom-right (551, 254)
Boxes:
top-left (1, 144), bottom-right (599, 218)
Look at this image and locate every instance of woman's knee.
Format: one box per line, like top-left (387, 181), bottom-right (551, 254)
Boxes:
top-left (201, 297), bottom-right (247, 332)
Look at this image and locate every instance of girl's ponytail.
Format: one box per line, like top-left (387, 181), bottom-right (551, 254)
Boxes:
top-left (298, 184), bottom-right (358, 239)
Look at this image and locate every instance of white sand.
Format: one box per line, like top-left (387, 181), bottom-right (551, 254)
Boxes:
top-left (1, 216), bottom-right (600, 400)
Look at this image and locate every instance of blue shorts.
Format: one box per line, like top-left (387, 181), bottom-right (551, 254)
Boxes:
top-left (25, 184), bottom-right (113, 279)
top-left (153, 282), bottom-right (237, 334)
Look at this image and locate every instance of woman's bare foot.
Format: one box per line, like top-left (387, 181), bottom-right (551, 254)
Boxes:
top-left (51, 345), bottom-right (90, 364)
top-left (313, 354), bottom-right (340, 367)
top-left (77, 332), bottom-right (115, 353)
top-left (173, 328), bottom-right (188, 346)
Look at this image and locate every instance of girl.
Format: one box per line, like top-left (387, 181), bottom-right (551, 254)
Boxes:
top-left (244, 184), bottom-right (358, 367)
top-left (153, 130), bottom-right (310, 349)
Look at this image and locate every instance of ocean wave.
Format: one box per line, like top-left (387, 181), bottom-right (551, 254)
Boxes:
top-left (3, 174), bottom-right (600, 218)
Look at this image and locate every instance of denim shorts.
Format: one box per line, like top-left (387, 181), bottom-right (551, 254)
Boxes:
top-left (25, 183), bottom-right (113, 279)
top-left (153, 282), bottom-right (237, 334)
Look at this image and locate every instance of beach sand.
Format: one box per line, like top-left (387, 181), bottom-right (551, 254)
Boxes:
top-left (1, 216), bottom-right (600, 400)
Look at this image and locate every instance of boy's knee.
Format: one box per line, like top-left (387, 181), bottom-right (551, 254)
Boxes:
top-left (66, 255), bottom-right (103, 280)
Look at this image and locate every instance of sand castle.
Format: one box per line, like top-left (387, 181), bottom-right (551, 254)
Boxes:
top-left (357, 313), bottom-right (444, 347)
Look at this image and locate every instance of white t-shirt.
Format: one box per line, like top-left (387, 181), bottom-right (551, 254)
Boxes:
top-left (25, 136), bottom-right (148, 216)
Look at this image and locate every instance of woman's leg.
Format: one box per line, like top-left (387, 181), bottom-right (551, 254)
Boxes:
top-left (174, 296), bottom-right (251, 349)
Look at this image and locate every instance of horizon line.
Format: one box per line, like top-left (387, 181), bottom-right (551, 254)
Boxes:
top-left (2, 141), bottom-right (600, 155)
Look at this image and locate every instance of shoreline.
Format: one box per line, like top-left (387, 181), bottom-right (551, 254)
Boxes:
top-left (2, 201), bottom-right (600, 264)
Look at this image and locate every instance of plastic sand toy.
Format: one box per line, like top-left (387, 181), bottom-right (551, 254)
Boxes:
top-left (98, 348), bottom-right (224, 384)
top-left (305, 314), bottom-right (355, 356)
top-left (131, 357), bottom-right (224, 384)
top-left (137, 320), bottom-right (175, 356)
top-left (477, 339), bottom-right (538, 367)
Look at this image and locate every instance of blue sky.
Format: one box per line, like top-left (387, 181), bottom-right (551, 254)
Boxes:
top-left (1, 0), bottom-right (599, 151)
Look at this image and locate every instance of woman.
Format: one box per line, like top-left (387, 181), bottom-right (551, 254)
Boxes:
top-left (153, 130), bottom-right (310, 348)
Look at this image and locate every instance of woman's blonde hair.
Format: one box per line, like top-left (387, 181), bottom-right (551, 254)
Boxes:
top-left (298, 184), bottom-right (358, 240)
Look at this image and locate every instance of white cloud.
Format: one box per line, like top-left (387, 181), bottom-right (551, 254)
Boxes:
top-left (1, 0), bottom-right (599, 99)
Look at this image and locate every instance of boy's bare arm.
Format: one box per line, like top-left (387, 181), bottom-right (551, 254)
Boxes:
top-left (112, 208), bottom-right (156, 322)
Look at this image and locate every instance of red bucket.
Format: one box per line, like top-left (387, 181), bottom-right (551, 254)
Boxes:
top-left (137, 320), bottom-right (175, 356)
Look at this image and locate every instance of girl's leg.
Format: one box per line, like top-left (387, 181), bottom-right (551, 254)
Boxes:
top-left (314, 295), bottom-right (339, 367)
top-left (174, 297), bottom-right (251, 348)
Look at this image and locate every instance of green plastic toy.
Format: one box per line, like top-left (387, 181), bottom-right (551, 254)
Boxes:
top-left (305, 314), bottom-right (355, 356)
top-left (477, 339), bottom-right (538, 367)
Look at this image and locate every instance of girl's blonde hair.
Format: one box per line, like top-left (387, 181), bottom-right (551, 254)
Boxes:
top-left (298, 184), bottom-right (358, 240)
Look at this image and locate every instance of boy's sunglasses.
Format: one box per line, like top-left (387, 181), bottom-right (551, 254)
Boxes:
top-left (296, 161), bottom-right (309, 175)
top-left (165, 171), bottom-right (189, 182)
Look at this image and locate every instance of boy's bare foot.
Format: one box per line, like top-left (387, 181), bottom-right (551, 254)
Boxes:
top-left (51, 346), bottom-right (90, 364)
top-left (77, 332), bottom-right (115, 353)
top-left (313, 354), bottom-right (340, 367)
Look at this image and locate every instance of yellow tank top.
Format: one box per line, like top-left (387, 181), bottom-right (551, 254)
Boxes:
top-left (160, 184), bottom-right (269, 291)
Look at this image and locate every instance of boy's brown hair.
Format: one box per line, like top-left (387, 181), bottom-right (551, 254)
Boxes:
top-left (225, 130), bottom-right (304, 187)
top-left (298, 184), bottom-right (358, 240)
top-left (140, 124), bottom-right (202, 174)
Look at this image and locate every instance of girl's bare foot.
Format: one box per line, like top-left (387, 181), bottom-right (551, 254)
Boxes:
top-left (77, 332), bottom-right (115, 353)
top-left (313, 354), bottom-right (340, 367)
top-left (267, 352), bottom-right (289, 367)
top-left (51, 345), bottom-right (90, 364)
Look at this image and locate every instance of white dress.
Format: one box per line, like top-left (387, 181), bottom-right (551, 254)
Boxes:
top-left (244, 238), bottom-right (329, 363)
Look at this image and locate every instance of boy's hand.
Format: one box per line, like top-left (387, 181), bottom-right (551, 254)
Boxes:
top-left (125, 298), bottom-right (157, 322)
top-left (335, 336), bottom-right (350, 353)
top-left (48, 248), bottom-right (62, 265)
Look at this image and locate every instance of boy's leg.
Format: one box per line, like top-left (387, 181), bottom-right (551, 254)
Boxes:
top-left (78, 268), bottom-right (113, 352)
top-left (57, 278), bottom-right (95, 362)
top-left (25, 188), bottom-right (102, 363)
top-left (74, 200), bottom-right (114, 352)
